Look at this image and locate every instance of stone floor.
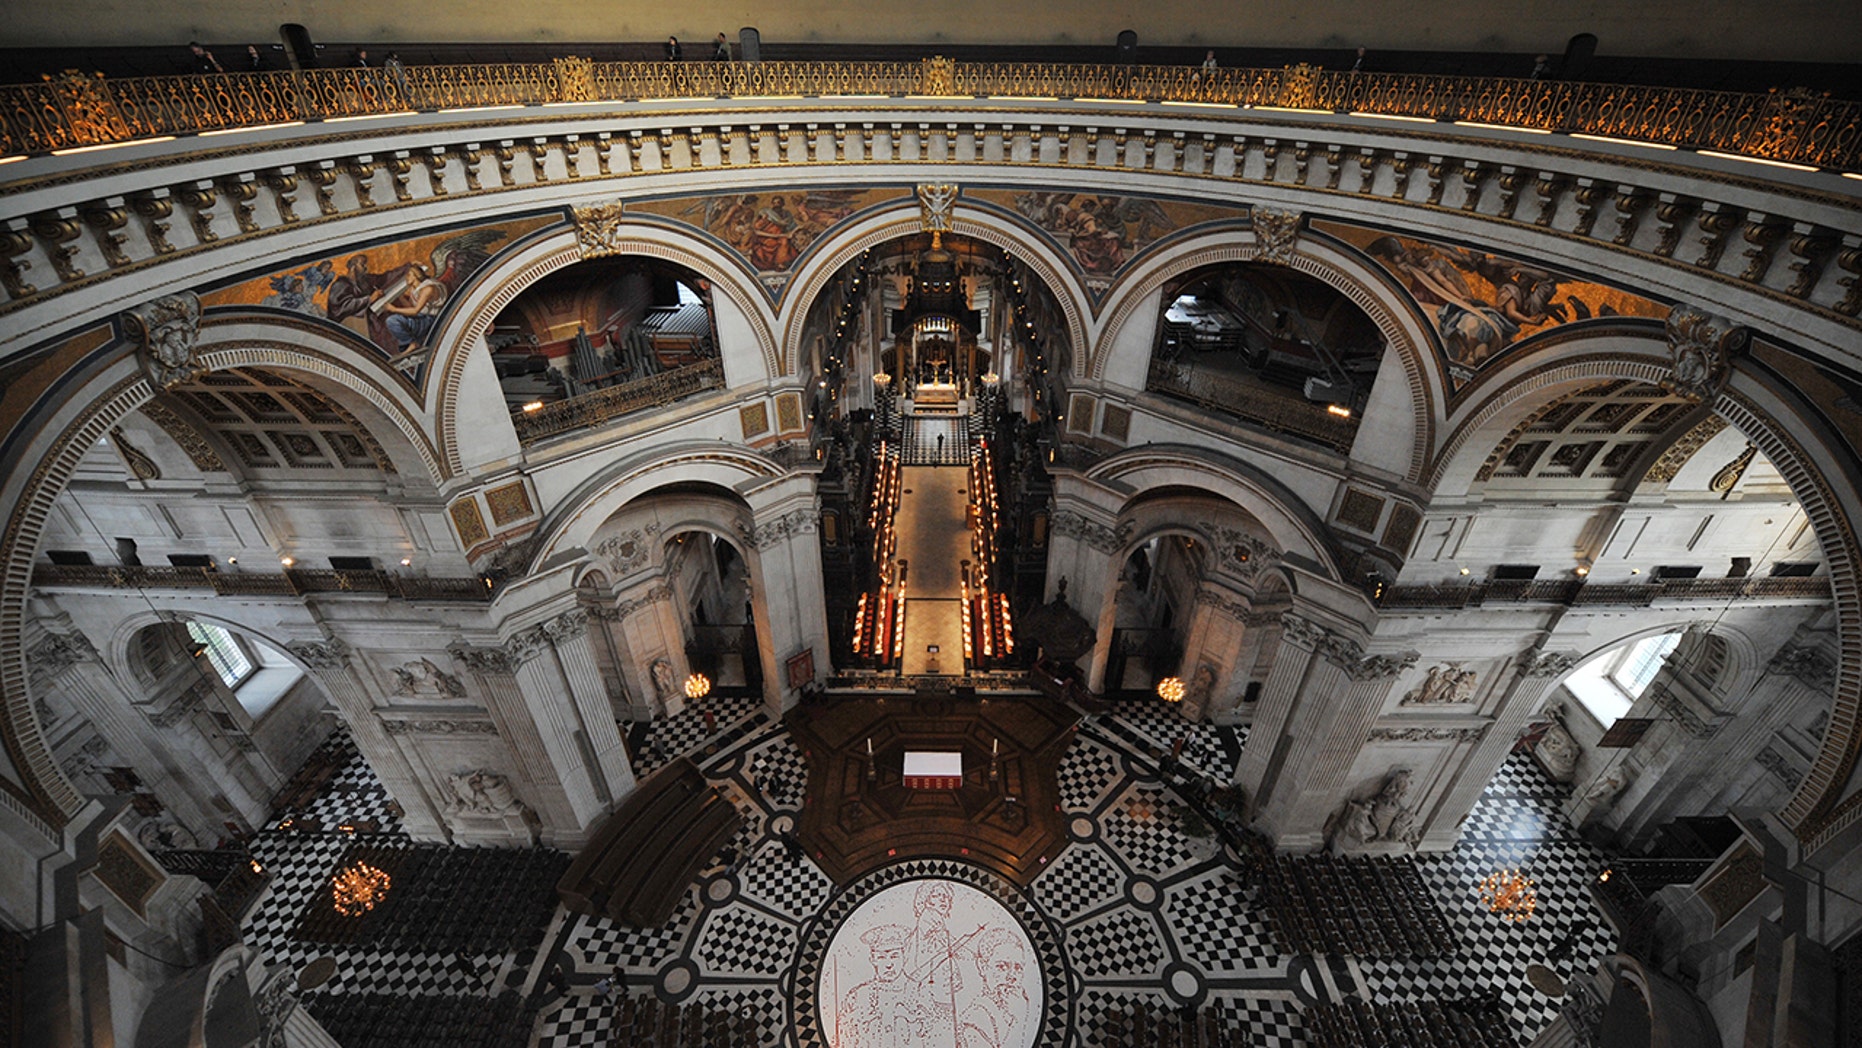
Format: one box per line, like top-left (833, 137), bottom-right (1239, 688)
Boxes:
top-left (241, 703), bottom-right (1616, 1047)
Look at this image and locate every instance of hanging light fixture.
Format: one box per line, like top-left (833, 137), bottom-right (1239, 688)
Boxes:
top-left (1478, 867), bottom-right (1538, 922)
top-left (1156, 677), bottom-right (1186, 703)
top-left (331, 861), bottom-right (391, 916)
top-left (684, 673), bottom-right (712, 701)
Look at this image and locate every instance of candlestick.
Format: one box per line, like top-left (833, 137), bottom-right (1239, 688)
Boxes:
top-left (866, 737), bottom-right (873, 756)
top-left (992, 737), bottom-right (998, 756)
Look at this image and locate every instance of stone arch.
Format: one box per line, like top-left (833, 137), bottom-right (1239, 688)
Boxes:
top-left (1083, 444), bottom-right (1345, 583)
top-left (426, 223), bottom-right (781, 477)
top-left (1423, 326), bottom-right (1862, 849)
top-left (1087, 229), bottom-right (1442, 484)
top-left (109, 608), bottom-right (316, 694)
top-left (529, 443), bottom-right (786, 571)
top-left (0, 323), bottom-right (442, 828)
top-left (773, 201), bottom-right (1094, 382)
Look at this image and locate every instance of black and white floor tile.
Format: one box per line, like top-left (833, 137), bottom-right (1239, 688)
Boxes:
top-left (244, 716), bottom-right (1614, 1048)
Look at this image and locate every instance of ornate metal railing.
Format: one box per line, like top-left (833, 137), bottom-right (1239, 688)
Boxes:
top-left (512, 357), bottom-right (724, 444)
top-left (29, 563), bottom-right (493, 601)
top-left (1378, 574), bottom-right (1831, 609)
top-left (4, 59), bottom-right (1855, 170)
top-left (1146, 358), bottom-right (1358, 453)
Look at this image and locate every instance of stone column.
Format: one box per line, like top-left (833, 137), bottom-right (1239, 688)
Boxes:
top-left (1045, 493), bottom-right (1126, 689)
top-left (286, 639), bottom-right (447, 841)
top-left (1179, 583), bottom-right (1255, 721)
top-left (1249, 623), bottom-right (1364, 844)
top-left (1424, 649), bottom-right (1579, 850)
top-left (545, 609), bottom-right (637, 802)
top-left (505, 624), bottom-right (608, 828)
top-left (1233, 613), bottom-right (1321, 804)
top-left (28, 631), bottom-right (224, 840)
top-left (743, 500), bottom-right (830, 713)
top-left (449, 644), bottom-right (581, 845)
top-left (1262, 650), bottom-right (1420, 846)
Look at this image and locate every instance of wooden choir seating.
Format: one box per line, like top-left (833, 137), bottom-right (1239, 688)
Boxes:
top-left (557, 758), bottom-right (743, 927)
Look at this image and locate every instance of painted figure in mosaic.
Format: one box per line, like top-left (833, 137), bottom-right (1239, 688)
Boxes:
top-left (957, 928), bottom-right (1030, 1048)
top-left (838, 923), bottom-right (930, 1048)
top-left (905, 881), bottom-right (963, 1047)
top-left (749, 196), bottom-right (803, 271)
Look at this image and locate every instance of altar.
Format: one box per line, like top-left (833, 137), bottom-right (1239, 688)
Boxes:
top-left (902, 750), bottom-right (963, 790)
top-left (913, 381), bottom-right (959, 411)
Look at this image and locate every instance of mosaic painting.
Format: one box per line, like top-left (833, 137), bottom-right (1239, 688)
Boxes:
top-left (820, 879), bottom-right (1041, 1048)
top-left (1314, 219), bottom-right (1667, 390)
top-left (631, 188), bottom-right (908, 274)
top-left (200, 215), bottom-right (557, 377)
top-left (966, 188), bottom-right (1247, 283)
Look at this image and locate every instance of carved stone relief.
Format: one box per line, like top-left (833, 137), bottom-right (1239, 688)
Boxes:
top-left (123, 291), bottom-right (204, 390)
top-left (389, 657), bottom-right (466, 698)
top-left (1402, 663), bottom-right (1478, 705)
top-left (1662, 304), bottom-right (1749, 401)
top-left (1327, 767), bottom-right (1422, 851)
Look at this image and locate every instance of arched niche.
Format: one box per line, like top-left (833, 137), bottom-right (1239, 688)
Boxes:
top-left (425, 224), bottom-right (779, 477)
top-left (1090, 229), bottom-right (1442, 484)
top-left (1084, 444), bottom-right (1345, 584)
top-left (775, 202), bottom-right (1093, 384)
top-left (1423, 327), bottom-right (1862, 849)
top-left (0, 321), bottom-right (442, 829)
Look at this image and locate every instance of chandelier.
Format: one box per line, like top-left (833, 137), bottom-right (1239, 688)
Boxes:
top-left (1156, 677), bottom-right (1186, 703)
top-left (1478, 867), bottom-right (1538, 922)
top-left (684, 672), bottom-right (712, 700)
top-left (331, 862), bottom-right (391, 917)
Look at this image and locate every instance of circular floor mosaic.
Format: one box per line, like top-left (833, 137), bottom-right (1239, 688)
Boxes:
top-left (792, 861), bottom-right (1071, 1048)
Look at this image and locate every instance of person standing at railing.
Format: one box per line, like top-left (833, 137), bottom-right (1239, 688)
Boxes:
top-left (1351, 45), bottom-right (1368, 72)
top-left (666, 36), bottom-right (683, 61)
top-left (245, 44), bottom-right (269, 71)
top-left (383, 51), bottom-right (409, 104)
top-left (1530, 54), bottom-right (1553, 80)
top-left (713, 33), bottom-right (731, 61)
top-left (188, 42), bottom-right (224, 74)
top-left (1201, 50), bottom-right (1218, 74)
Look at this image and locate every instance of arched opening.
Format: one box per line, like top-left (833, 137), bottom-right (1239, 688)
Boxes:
top-left (31, 616), bottom-right (334, 850)
top-left (488, 256), bottom-right (723, 443)
top-left (1148, 260), bottom-right (1385, 452)
top-left (801, 232), bottom-right (1074, 670)
top-left (665, 529), bottom-right (760, 693)
top-left (1105, 535), bottom-right (1200, 692)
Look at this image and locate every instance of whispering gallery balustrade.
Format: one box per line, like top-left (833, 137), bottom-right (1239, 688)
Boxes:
top-left (3, 58), bottom-right (1856, 170)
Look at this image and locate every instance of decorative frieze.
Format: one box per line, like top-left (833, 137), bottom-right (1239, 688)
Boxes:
top-left (1351, 651), bottom-right (1420, 681)
top-left (449, 645), bottom-right (517, 676)
top-left (381, 717), bottom-right (498, 737)
top-left (1522, 651), bottom-right (1582, 678)
top-left (1369, 725), bottom-right (1485, 743)
top-left (287, 639), bottom-right (351, 670)
top-left (742, 508), bottom-right (818, 551)
top-left (1756, 745), bottom-right (1803, 789)
top-left (1048, 509), bottom-right (1130, 554)
top-left (1768, 639), bottom-right (1836, 691)
top-left (28, 632), bottom-right (96, 676)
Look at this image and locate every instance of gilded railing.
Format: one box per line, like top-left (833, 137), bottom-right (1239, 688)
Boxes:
top-left (1377, 575), bottom-right (1832, 609)
top-left (29, 563), bottom-right (493, 601)
top-left (512, 357), bottom-right (725, 444)
top-left (1146, 358), bottom-right (1358, 453)
top-left (3, 60), bottom-right (1856, 170)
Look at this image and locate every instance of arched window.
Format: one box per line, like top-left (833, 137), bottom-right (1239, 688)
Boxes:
top-left (187, 622), bottom-right (254, 688)
top-left (1566, 632), bottom-right (1682, 727)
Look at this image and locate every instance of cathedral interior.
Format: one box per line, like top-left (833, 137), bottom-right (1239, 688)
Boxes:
top-left (1, 5), bottom-right (1859, 1046)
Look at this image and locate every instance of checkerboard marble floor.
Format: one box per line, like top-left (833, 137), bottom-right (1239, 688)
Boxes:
top-left (244, 713), bottom-right (1615, 1048)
